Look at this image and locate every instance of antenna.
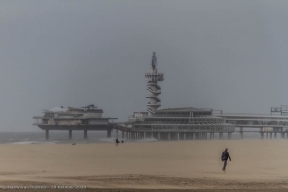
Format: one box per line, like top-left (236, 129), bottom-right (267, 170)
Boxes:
top-left (151, 52), bottom-right (157, 70)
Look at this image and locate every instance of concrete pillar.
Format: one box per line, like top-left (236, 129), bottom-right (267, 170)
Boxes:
top-left (219, 133), bottom-right (222, 140)
top-left (184, 133), bottom-right (186, 140)
top-left (168, 132), bottom-right (170, 140)
top-left (107, 129), bottom-right (111, 138)
top-left (144, 132), bottom-right (146, 139)
top-left (274, 132), bottom-right (277, 139)
top-left (240, 127), bottom-right (243, 139)
top-left (84, 129), bottom-right (88, 140)
top-left (266, 132), bottom-right (268, 139)
top-left (45, 130), bottom-right (49, 140)
top-left (158, 132), bottom-right (160, 140)
top-left (260, 132), bottom-right (264, 139)
top-left (270, 132), bottom-right (272, 139)
top-left (177, 133), bottom-right (179, 140)
top-left (126, 132), bottom-right (128, 139)
top-left (69, 130), bottom-right (72, 140)
top-left (228, 133), bottom-right (231, 140)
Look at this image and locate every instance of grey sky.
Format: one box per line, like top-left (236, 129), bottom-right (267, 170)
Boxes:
top-left (1, 0), bottom-right (288, 131)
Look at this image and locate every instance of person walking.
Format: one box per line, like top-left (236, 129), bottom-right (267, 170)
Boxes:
top-left (221, 148), bottom-right (231, 171)
top-left (116, 138), bottom-right (119, 146)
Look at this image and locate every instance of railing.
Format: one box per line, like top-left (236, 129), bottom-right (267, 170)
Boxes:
top-left (147, 87), bottom-right (161, 94)
top-left (147, 102), bottom-right (161, 106)
top-left (145, 73), bottom-right (164, 76)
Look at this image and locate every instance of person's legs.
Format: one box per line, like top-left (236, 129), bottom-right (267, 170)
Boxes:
top-left (222, 160), bottom-right (227, 171)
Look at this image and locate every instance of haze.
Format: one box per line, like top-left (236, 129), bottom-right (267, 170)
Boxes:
top-left (1, 0), bottom-right (287, 131)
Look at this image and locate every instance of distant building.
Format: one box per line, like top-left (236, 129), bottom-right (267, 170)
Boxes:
top-left (33, 105), bottom-right (117, 140)
top-left (118, 53), bottom-right (235, 140)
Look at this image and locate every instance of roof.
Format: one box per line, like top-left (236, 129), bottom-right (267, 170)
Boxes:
top-left (157, 107), bottom-right (212, 112)
top-left (48, 107), bottom-right (68, 112)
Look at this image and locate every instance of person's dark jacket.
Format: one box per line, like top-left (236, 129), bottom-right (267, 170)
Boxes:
top-left (221, 151), bottom-right (231, 161)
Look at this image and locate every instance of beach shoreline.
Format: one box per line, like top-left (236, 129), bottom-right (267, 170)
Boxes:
top-left (0, 140), bottom-right (286, 191)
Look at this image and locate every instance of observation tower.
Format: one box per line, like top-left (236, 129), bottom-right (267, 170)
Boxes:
top-left (145, 52), bottom-right (164, 115)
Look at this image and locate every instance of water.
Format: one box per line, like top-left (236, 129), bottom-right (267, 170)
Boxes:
top-left (0, 131), bottom-right (270, 144)
top-left (0, 131), bottom-right (158, 144)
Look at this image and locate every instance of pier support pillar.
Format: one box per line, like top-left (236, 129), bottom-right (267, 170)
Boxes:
top-left (69, 130), bottom-right (72, 140)
top-left (228, 133), bottom-right (231, 140)
top-left (274, 132), bottom-right (277, 139)
top-left (184, 133), bottom-right (186, 140)
top-left (107, 129), bottom-right (111, 138)
top-left (144, 132), bottom-right (146, 139)
top-left (266, 132), bottom-right (268, 139)
top-left (122, 131), bottom-right (124, 139)
top-left (240, 127), bottom-right (243, 139)
top-left (219, 133), bottom-right (223, 140)
top-left (84, 129), bottom-right (88, 140)
top-left (168, 132), bottom-right (170, 140)
top-left (270, 132), bottom-right (272, 139)
top-left (260, 132), bottom-right (264, 139)
top-left (177, 133), bottom-right (179, 140)
top-left (45, 130), bottom-right (49, 140)
top-left (158, 132), bottom-right (160, 140)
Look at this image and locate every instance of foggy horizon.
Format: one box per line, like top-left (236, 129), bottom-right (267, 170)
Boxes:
top-left (1, 0), bottom-right (288, 131)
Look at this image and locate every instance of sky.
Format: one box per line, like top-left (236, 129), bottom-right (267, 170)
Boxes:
top-left (1, 0), bottom-right (288, 131)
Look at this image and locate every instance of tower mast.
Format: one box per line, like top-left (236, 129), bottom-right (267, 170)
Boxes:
top-left (145, 52), bottom-right (164, 115)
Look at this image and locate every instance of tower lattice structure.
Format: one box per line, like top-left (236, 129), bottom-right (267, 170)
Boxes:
top-left (145, 52), bottom-right (164, 115)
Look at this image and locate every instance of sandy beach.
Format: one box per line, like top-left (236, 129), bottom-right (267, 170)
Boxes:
top-left (0, 140), bottom-right (288, 191)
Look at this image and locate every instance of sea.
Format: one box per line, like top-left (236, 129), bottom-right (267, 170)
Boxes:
top-left (0, 130), bottom-right (268, 144)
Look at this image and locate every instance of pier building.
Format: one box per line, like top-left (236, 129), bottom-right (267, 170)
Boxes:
top-left (33, 105), bottom-right (117, 140)
top-left (116, 52), bottom-right (235, 140)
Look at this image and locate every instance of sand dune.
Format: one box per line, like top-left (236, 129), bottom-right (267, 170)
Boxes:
top-left (0, 140), bottom-right (287, 191)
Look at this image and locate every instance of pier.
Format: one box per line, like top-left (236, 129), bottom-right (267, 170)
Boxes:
top-left (214, 113), bottom-right (288, 139)
top-left (33, 105), bottom-right (117, 140)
